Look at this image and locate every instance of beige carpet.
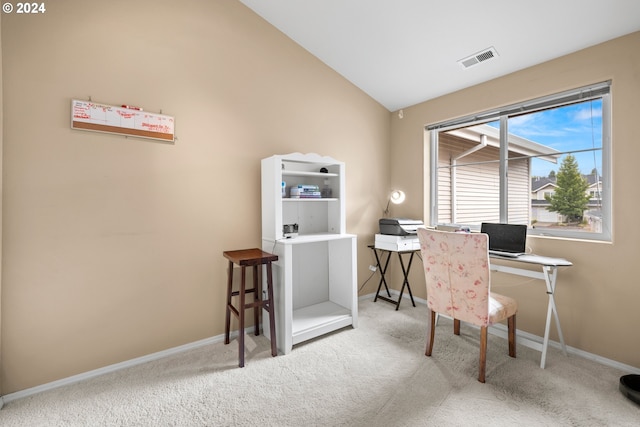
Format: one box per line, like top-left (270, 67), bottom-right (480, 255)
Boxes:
top-left (0, 298), bottom-right (638, 426)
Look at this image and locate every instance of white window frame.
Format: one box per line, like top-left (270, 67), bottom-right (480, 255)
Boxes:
top-left (427, 81), bottom-right (612, 242)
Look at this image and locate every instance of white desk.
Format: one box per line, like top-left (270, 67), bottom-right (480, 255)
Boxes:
top-left (489, 253), bottom-right (572, 368)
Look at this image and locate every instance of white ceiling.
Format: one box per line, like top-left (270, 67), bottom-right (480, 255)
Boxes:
top-left (239, 0), bottom-right (640, 111)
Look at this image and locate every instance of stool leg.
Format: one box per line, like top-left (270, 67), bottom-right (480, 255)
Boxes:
top-left (224, 260), bottom-right (233, 345)
top-left (253, 264), bottom-right (260, 336)
top-left (238, 265), bottom-right (246, 368)
top-left (266, 261), bottom-right (277, 358)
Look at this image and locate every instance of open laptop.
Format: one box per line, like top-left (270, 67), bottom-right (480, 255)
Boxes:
top-left (480, 223), bottom-right (528, 257)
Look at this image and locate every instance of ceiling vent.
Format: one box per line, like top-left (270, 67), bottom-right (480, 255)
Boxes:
top-left (458, 47), bottom-right (499, 69)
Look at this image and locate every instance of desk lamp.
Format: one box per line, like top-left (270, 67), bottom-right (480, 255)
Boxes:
top-left (384, 190), bottom-right (405, 216)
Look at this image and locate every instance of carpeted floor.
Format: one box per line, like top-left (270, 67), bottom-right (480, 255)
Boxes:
top-left (0, 298), bottom-right (638, 426)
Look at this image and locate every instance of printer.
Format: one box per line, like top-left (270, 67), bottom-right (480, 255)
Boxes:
top-left (375, 218), bottom-right (424, 251)
top-left (379, 218), bottom-right (424, 236)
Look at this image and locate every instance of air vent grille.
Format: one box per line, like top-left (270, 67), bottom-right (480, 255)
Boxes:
top-left (458, 47), bottom-right (498, 69)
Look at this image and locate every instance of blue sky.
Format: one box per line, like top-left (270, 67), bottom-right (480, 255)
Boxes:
top-left (488, 99), bottom-right (603, 177)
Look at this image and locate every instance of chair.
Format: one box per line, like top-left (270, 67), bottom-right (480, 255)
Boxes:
top-left (223, 248), bottom-right (278, 368)
top-left (417, 228), bottom-right (517, 383)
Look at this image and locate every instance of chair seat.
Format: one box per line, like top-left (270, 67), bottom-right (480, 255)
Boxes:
top-left (489, 292), bottom-right (518, 325)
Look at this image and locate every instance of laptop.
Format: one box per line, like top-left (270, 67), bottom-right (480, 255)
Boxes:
top-left (480, 223), bottom-right (528, 257)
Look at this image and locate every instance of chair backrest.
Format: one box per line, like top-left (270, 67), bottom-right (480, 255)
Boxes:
top-left (417, 228), bottom-right (491, 327)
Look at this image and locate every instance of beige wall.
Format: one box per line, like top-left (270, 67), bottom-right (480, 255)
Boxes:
top-left (391, 31), bottom-right (640, 369)
top-left (0, 1), bottom-right (390, 393)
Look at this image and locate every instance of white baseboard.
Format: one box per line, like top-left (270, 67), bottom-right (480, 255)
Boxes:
top-left (3, 294), bottom-right (639, 405)
top-left (1, 331), bottom-right (240, 404)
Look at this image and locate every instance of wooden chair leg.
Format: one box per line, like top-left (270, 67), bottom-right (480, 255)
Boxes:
top-left (508, 315), bottom-right (516, 358)
top-left (238, 266), bottom-right (246, 368)
top-left (453, 318), bottom-right (461, 335)
top-left (224, 260), bottom-right (233, 345)
top-left (425, 309), bottom-right (436, 356)
top-left (478, 326), bottom-right (487, 383)
top-left (253, 265), bottom-right (260, 336)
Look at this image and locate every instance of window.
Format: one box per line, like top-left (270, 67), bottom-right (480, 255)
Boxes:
top-left (427, 81), bottom-right (611, 241)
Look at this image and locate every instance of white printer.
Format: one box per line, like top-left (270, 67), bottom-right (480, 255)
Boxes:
top-left (375, 218), bottom-right (424, 251)
top-left (378, 218), bottom-right (424, 236)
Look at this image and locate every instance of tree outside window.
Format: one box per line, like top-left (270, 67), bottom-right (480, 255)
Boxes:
top-left (544, 154), bottom-right (591, 223)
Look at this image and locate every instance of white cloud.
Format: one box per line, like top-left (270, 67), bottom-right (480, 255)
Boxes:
top-left (573, 106), bottom-right (602, 121)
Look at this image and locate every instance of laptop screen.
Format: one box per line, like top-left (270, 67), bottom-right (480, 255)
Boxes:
top-left (480, 223), bottom-right (527, 254)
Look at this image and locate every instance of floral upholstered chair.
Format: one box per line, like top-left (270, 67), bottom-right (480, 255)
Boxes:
top-left (417, 228), bottom-right (518, 383)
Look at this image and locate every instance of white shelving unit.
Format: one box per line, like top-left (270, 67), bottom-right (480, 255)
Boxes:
top-left (261, 153), bottom-right (357, 354)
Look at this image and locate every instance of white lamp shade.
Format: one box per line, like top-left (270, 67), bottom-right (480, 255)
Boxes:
top-left (389, 190), bottom-right (406, 205)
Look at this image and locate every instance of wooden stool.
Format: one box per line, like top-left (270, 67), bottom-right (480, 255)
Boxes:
top-left (223, 248), bottom-right (278, 367)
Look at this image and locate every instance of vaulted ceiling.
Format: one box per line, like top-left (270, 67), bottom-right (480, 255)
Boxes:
top-left (240, 0), bottom-right (640, 111)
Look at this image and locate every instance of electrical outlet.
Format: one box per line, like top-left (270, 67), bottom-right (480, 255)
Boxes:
top-left (369, 265), bottom-right (377, 272)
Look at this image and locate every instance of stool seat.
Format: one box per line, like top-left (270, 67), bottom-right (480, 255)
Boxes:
top-left (223, 248), bottom-right (278, 367)
top-left (223, 248), bottom-right (279, 267)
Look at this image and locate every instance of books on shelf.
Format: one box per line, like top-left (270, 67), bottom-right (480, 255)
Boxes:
top-left (290, 184), bottom-right (322, 198)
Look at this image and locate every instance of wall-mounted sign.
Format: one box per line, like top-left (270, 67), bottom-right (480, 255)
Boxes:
top-left (71, 99), bottom-right (175, 142)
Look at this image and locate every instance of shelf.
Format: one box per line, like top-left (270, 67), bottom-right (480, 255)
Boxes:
top-left (283, 170), bottom-right (339, 178)
top-left (276, 233), bottom-right (356, 244)
top-left (283, 198), bottom-right (338, 202)
top-left (291, 301), bottom-right (353, 345)
top-left (262, 153), bottom-right (356, 354)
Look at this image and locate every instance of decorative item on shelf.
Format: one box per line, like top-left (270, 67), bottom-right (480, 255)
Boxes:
top-left (321, 179), bottom-right (332, 198)
top-left (283, 223), bottom-right (299, 238)
top-left (383, 189), bottom-right (406, 216)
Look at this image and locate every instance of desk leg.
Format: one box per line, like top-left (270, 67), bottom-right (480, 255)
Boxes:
top-left (395, 252), bottom-right (416, 311)
top-left (373, 249), bottom-right (392, 301)
top-left (540, 266), bottom-right (567, 368)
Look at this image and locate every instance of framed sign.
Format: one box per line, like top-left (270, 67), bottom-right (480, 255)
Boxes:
top-left (71, 99), bottom-right (175, 142)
